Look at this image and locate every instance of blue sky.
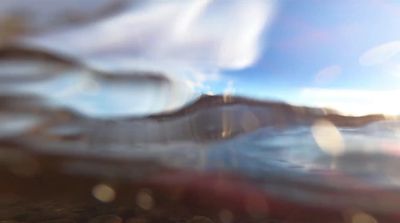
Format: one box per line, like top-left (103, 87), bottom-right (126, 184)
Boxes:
top-left (217, 0), bottom-right (400, 114)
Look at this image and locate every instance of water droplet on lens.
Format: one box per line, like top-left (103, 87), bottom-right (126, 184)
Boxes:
top-left (136, 189), bottom-right (154, 210)
top-left (92, 183), bottom-right (116, 203)
top-left (352, 212), bottom-right (377, 223)
top-left (312, 119), bottom-right (344, 156)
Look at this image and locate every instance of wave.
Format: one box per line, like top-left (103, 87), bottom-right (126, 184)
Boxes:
top-left (1, 47), bottom-right (400, 222)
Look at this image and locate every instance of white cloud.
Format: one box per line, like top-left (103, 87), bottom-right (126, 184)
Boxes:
top-left (359, 41), bottom-right (400, 77)
top-left (298, 88), bottom-right (400, 115)
top-left (24, 0), bottom-right (276, 74)
top-left (0, 0), bottom-right (123, 32)
top-left (359, 41), bottom-right (400, 66)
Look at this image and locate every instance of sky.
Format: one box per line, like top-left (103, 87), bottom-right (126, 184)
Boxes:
top-left (14, 0), bottom-right (400, 116)
top-left (220, 0), bottom-right (400, 115)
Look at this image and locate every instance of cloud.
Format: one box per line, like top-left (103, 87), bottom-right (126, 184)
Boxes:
top-left (359, 41), bottom-right (400, 66)
top-left (0, 0), bottom-right (127, 34)
top-left (314, 65), bottom-right (342, 84)
top-left (24, 0), bottom-right (276, 73)
top-left (359, 41), bottom-right (400, 77)
top-left (298, 88), bottom-right (400, 115)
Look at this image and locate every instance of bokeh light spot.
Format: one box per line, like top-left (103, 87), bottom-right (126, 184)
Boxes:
top-left (92, 183), bottom-right (116, 203)
top-left (352, 212), bottom-right (377, 223)
top-left (312, 119), bottom-right (344, 156)
top-left (136, 189), bottom-right (154, 210)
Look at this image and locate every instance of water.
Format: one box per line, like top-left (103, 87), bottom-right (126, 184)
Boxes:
top-left (2, 1), bottom-right (400, 223)
top-left (0, 54), bottom-right (399, 221)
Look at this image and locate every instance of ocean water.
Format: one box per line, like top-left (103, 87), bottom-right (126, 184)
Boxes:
top-left (1, 48), bottom-right (400, 222)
